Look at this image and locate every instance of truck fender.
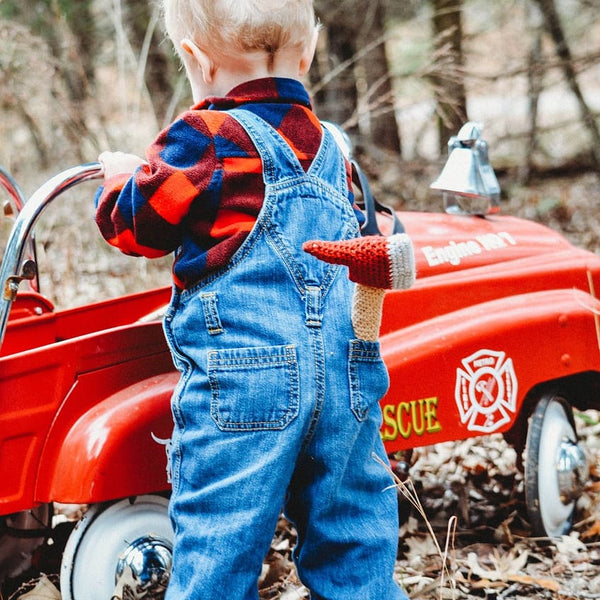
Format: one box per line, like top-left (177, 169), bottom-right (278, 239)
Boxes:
top-left (380, 288), bottom-right (600, 452)
top-left (41, 371), bottom-right (178, 504)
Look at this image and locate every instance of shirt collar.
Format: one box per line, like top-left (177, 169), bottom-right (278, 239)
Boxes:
top-left (193, 77), bottom-right (312, 111)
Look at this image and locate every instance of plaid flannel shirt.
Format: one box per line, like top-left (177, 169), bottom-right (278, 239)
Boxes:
top-left (95, 77), bottom-right (361, 289)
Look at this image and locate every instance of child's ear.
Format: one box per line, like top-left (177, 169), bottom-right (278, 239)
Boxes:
top-left (299, 27), bottom-right (319, 76)
top-left (181, 38), bottom-right (215, 83)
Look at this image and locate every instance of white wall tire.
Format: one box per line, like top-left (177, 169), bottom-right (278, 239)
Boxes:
top-left (60, 495), bottom-right (173, 600)
top-left (524, 395), bottom-right (588, 537)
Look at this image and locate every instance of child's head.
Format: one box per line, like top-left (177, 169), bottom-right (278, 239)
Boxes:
top-left (163, 0), bottom-right (318, 70)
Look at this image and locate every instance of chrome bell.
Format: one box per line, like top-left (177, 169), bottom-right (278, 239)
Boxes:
top-left (430, 122), bottom-right (501, 216)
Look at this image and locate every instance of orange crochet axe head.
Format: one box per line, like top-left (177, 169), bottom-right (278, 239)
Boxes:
top-left (303, 233), bottom-right (415, 290)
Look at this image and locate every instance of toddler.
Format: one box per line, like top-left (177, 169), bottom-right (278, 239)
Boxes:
top-left (95, 1), bottom-right (410, 598)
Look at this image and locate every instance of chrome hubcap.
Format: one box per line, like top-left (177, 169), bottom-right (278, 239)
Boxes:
top-left (115, 535), bottom-right (173, 590)
top-left (557, 437), bottom-right (589, 505)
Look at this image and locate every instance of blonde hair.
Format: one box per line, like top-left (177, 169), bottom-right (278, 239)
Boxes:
top-left (162, 0), bottom-right (317, 62)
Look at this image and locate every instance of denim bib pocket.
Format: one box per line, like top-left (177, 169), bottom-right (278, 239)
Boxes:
top-left (208, 344), bottom-right (300, 431)
top-left (348, 339), bottom-right (390, 422)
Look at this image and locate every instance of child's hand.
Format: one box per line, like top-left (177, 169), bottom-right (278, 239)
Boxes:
top-left (99, 151), bottom-right (147, 179)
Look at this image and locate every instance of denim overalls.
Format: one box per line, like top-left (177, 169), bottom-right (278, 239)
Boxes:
top-left (163, 108), bottom-right (407, 600)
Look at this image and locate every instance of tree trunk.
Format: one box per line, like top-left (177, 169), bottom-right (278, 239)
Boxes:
top-left (531, 0), bottom-right (600, 173)
top-left (45, 0), bottom-right (96, 104)
top-left (521, 5), bottom-right (544, 183)
top-left (311, 20), bottom-right (360, 135)
top-left (430, 0), bottom-right (467, 153)
top-left (313, 0), bottom-right (401, 153)
top-left (359, 1), bottom-right (401, 154)
top-left (127, 0), bottom-right (176, 125)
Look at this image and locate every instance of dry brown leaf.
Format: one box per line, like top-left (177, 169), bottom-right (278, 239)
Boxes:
top-left (403, 535), bottom-right (443, 571)
top-left (405, 535), bottom-right (440, 558)
top-left (458, 569), bottom-right (560, 593)
top-left (278, 584), bottom-right (310, 600)
top-left (15, 575), bottom-right (61, 600)
top-left (553, 534), bottom-right (587, 557)
top-left (508, 573), bottom-right (560, 592)
top-left (582, 520), bottom-right (600, 539)
top-left (466, 578), bottom-right (506, 590)
top-left (466, 548), bottom-right (528, 581)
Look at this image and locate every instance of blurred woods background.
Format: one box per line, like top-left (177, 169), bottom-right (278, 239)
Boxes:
top-left (1, 0), bottom-right (600, 305)
top-left (3, 0), bottom-right (600, 182)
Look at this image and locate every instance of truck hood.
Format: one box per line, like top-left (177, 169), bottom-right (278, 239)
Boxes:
top-left (397, 212), bottom-right (574, 279)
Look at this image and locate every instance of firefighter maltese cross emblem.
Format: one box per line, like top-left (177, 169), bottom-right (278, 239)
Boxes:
top-left (455, 349), bottom-right (518, 433)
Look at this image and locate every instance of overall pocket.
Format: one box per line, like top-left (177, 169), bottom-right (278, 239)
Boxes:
top-left (208, 344), bottom-right (300, 431)
top-left (348, 339), bottom-right (390, 421)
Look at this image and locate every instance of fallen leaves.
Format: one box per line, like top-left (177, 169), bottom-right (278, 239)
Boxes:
top-left (583, 519), bottom-right (600, 539)
top-left (461, 547), bottom-right (559, 593)
top-left (391, 413), bottom-right (600, 600)
top-left (466, 547), bottom-right (529, 581)
top-left (4, 414), bottom-right (600, 600)
top-left (258, 517), bottom-right (308, 600)
top-left (8, 575), bottom-right (60, 600)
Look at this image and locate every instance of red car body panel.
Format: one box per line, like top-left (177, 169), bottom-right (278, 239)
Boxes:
top-left (2, 208), bottom-right (600, 515)
top-left (0, 287), bottom-right (173, 514)
top-left (379, 212), bottom-right (600, 452)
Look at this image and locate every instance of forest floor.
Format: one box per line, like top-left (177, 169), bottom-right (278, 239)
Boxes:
top-left (4, 166), bottom-right (600, 600)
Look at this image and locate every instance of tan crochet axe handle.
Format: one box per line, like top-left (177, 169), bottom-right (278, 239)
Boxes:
top-left (352, 285), bottom-right (386, 342)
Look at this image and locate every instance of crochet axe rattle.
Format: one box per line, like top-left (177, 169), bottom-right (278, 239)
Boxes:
top-left (303, 233), bottom-right (416, 341)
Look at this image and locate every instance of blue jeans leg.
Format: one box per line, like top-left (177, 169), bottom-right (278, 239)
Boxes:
top-left (286, 404), bottom-right (408, 600)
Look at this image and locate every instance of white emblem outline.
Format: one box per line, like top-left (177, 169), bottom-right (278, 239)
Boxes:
top-left (455, 349), bottom-right (518, 433)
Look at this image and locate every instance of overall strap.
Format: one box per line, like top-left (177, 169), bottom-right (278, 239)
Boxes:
top-left (226, 107), bottom-right (353, 305)
top-left (227, 108), bottom-right (305, 184)
top-left (227, 108), bottom-right (347, 193)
